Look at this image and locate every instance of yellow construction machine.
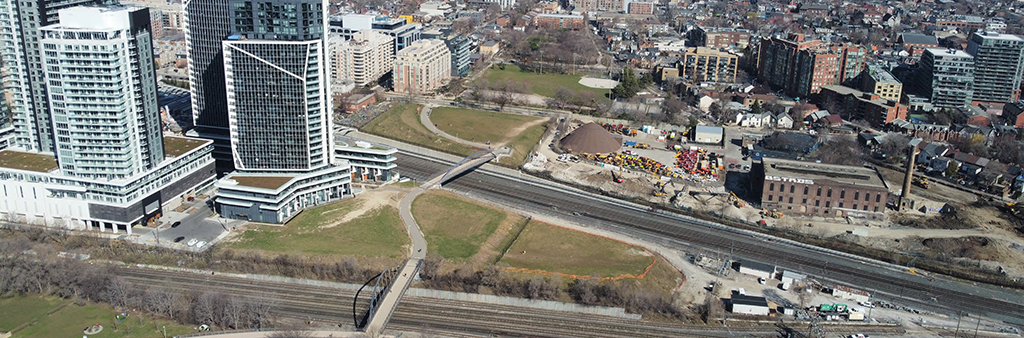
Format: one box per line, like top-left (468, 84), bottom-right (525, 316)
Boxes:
top-left (729, 191), bottom-right (744, 207)
top-left (913, 176), bottom-right (930, 189)
top-left (762, 208), bottom-right (783, 219)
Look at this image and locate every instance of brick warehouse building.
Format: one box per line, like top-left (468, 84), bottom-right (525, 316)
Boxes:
top-left (753, 158), bottom-right (891, 218)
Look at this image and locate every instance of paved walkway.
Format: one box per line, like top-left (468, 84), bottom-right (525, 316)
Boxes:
top-left (419, 104), bottom-right (511, 156)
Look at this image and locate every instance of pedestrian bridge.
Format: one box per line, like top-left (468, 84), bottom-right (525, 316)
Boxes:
top-left (420, 149), bottom-right (501, 188)
top-left (360, 149), bottom-right (502, 336)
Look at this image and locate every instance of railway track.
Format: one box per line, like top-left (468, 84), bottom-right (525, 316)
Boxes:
top-left (117, 267), bottom-right (903, 337)
top-left (394, 153), bottom-right (1024, 326)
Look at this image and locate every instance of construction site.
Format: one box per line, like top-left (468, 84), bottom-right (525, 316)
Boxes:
top-left (524, 117), bottom-right (1024, 286)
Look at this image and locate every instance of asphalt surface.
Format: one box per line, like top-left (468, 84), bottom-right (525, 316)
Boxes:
top-left (394, 152), bottom-right (1024, 326)
top-left (140, 204), bottom-right (226, 248)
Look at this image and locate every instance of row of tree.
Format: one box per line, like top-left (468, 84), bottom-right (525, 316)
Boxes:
top-left (418, 255), bottom-right (684, 319)
top-left (0, 252), bottom-right (272, 331)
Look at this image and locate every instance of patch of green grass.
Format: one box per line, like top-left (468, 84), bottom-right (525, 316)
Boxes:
top-left (393, 181), bottom-right (420, 188)
top-left (0, 295), bottom-right (64, 332)
top-left (500, 221), bottom-right (654, 278)
top-left (363, 103), bottom-right (479, 156)
top-left (227, 200), bottom-right (410, 258)
top-left (497, 122), bottom-right (547, 167)
top-left (412, 191), bottom-right (507, 260)
top-left (479, 64), bottom-right (610, 102)
top-left (0, 295), bottom-right (192, 338)
top-left (430, 107), bottom-right (543, 145)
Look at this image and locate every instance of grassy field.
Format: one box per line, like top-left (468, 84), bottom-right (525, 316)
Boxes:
top-left (430, 107), bottom-right (543, 145)
top-left (429, 107), bottom-right (548, 167)
top-left (500, 221), bottom-right (655, 278)
top-left (497, 122), bottom-right (547, 167)
top-left (479, 64), bottom-right (610, 101)
top-left (362, 103), bottom-right (479, 156)
top-left (412, 191), bottom-right (523, 261)
top-left (226, 199), bottom-right (410, 258)
top-left (0, 295), bottom-right (192, 338)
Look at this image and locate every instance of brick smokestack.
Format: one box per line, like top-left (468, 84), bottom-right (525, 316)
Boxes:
top-left (901, 145), bottom-right (918, 199)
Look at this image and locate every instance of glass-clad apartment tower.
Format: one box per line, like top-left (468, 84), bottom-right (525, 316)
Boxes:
top-left (222, 0), bottom-right (331, 171)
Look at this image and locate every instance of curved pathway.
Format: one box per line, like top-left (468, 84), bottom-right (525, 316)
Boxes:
top-left (419, 105), bottom-right (511, 157)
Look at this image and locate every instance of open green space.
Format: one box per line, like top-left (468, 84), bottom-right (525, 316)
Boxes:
top-left (479, 64), bottom-right (610, 102)
top-left (362, 103), bottom-right (478, 156)
top-left (227, 199), bottom-right (410, 258)
top-left (0, 295), bottom-right (192, 338)
top-left (430, 107), bottom-right (544, 145)
top-left (500, 221), bottom-right (654, 278)
top-left (430, 106), bottom-right (548, 167)
top-left (497, 122), bottom-right (547, 167)
top-left (412, 191), bottom-right (518, 261)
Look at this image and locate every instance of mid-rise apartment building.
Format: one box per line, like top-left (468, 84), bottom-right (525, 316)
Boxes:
top-left (687, 27), bottom-right (751, 49)
top-left (914, 48), bottom-right (975, 108)
top-left (331, 30), bottom-right (394, 86)
top-left (0, 0), bottom-right (114, 153)
top-left (625, 0), bottom-right (654, 14)
top-left (966, 31), bottom-right (1024, 103)
top-left (860, 64), bottom-right (902, 103)
top-left (394, 39), bottom-right (451, 94)
top-left (328, 14), bottom-right (421, 55)
top-left (758, 34), bottom-right (865, 97)
top-left (1, 5), bottom-right (216, 233)
top-left (535, 14), bottom-right (585, 30)
top-left (680, 47), bottom-right (738, 83)
top-left (123, 0), bottom-right (185, 35)
top-left (446, 35), bottom-right (473, 78)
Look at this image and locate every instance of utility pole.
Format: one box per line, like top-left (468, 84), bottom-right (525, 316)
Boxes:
top-left (954, 310), bottom-right (963, 337)
top-left (974, 316), bottom-right (981, 338)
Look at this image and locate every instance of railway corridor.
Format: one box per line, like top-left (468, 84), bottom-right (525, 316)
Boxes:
top-left (367, 151), bottom-right (496, 334)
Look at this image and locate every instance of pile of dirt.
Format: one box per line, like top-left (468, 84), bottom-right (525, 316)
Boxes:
top-left (922, 237), bottom-right (1000, 261)
top-left (893, 209), bottom-right (977, 230)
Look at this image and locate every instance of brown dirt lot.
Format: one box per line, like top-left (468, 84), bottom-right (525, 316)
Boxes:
top-left (922, 237), bottom-right (1001, 261)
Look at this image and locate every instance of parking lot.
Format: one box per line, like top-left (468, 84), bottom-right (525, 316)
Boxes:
top-left (132, 196), bottom-right (242, 251)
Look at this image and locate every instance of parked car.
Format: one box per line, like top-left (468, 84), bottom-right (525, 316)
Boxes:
top-left (196, 241), bottom-right (207, 248)
top-left (174, 236), bottom-right (185, 243)
top-left (187, 238), bottom-right (198, 247)
top-left (171, 221), bottom-right (181, 228)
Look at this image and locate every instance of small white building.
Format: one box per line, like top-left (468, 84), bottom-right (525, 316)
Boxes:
top-left (694, 125), bottom-right (724, 144)
top-left (729, 295), bottom-right (770, 315)
top-left (832, 285), bottom-right (871, 303)
top-left (737, 260), bottom-right (777, 280)
top-left (735, 112), bottom-right (774, 128)
top-left (780, 270), bottom-right (806, 284)
top-left (776, 113), bottom-right (795, 129)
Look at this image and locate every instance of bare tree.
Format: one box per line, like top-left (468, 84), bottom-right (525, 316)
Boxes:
top-left (105, 277), bottom-right (133, 309)
top-left (265, 328), bottom-right (315, 338)
top-left (192, 292), bottom-right (217, 326)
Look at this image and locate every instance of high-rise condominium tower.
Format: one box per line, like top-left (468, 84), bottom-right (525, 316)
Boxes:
top-left (966, 31), bottom-right (1024, 103)
top-left (0, 0), bottom-right (115, 152)
top-left (209, 0), bottom-right (353, 223)
top-left (0, 5), bottom-right (217, 233)
top-left (40, 5), bottom-right (163, 180)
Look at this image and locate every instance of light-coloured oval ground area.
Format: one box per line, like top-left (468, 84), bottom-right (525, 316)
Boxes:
top-left (578, 77), bottom-right (618, 89)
